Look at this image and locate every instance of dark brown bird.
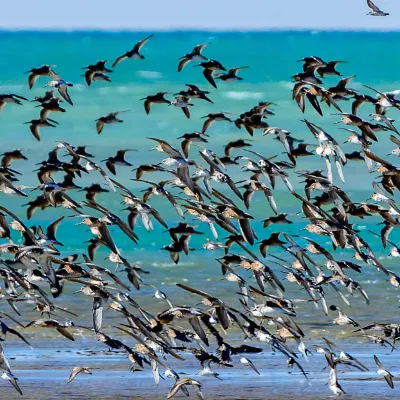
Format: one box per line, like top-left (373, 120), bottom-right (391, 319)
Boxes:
top-left (140, 92), bottom-right (170, 114)
top-left (112, 35), bottom-right (153, 67)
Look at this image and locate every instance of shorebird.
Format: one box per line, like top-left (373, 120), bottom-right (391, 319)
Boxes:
top-left (167, 377), bottom-right (204, 399)
top-left (195, 60), bottom-right (226, 88)
top-left (67, 367), bottom-right (92, 384)
top-left (367, 0), bottom-right (389, 16)
top-left (0, 343), bottom-right (22, 395)
top-left (170, 95), bottom-right (193, 119)
top-left (201, 112), bottom-right (232, 133)
top-left (81, 60), bottom-right (112, 86)
top-left (112, 34), bottom-right (153, 67)
top-left (374, 355), bottom-right (394, 388)
top-left (1, 149), bottom-right (27, 169)
top-left (176, 84), bottom-right (213, 103)
top-left (25, 319), bottom-right (75, 341)
top-left (95, 111), bottom-right (126, 134)
top-left (178, 43), bottom-right (209, 72)
top-left (25, 64), bottom-right (56, 89)
top-left (102, 149), bottom-right (134, 175)
top-left (0, 94), bottom-right (28, 112)
top-left (140, 92), bottom-right (170, 114)
top-left (216, 66), bottom-right (248, 82)
top-left (44, 73), bottom-right (74, 105)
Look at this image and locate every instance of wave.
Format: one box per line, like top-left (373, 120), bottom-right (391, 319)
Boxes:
top-left (136, 70), bottom-right (163, 79)
top-left (151, 261), bottom-right (197, 267)
top-left (222, 91), bottom-right (264, 100)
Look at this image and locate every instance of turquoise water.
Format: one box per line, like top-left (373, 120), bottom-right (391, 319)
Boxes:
top-left (0, 30), bottom-right (398, 255)
top-left (0, 31), bottom-right (399, 398)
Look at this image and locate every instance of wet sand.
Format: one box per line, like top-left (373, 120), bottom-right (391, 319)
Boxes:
top-left (2, 337), bottom-right (399, 399)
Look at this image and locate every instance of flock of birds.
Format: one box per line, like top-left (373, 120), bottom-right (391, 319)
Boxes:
top-left (0, 6), bottom-right (399, 400)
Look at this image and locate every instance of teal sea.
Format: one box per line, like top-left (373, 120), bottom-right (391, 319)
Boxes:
top-left (0, 31), bottom-right (399, 398)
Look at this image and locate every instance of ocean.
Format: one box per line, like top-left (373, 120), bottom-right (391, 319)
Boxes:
top-left (0, 30), bottom-right (399, 398)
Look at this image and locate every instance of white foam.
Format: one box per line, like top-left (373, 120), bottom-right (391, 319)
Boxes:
top-left (222, 91), bottom-right (264, 100)
top-left (278, 81), bottom-right (294, 90)
top-left (151, 261), bottom-right (196, 267)
top-left (137, 70), bottom-right (163, 79)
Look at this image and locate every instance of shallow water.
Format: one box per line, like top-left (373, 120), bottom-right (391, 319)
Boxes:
top-left (0, 30), bottom-right (399, 398)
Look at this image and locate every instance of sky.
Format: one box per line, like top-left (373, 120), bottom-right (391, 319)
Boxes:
top-left (2, 0), bottom-right (400, 30)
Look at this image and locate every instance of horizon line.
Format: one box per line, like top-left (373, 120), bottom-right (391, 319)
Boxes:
top-left (1, 27), bottom-right (400, 33)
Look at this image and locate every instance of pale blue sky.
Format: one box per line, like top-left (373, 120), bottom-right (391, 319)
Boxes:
top-left (2, 0), bottom-right (399, 30)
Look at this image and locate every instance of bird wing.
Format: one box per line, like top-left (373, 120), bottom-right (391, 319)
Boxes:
top-left (143, 99), bottom-right (152, 114)
top-left (202, 118), bottom-right (214, 134)
top-left (58, 86), bottom-right (73, 106)
top-left (384, 374), bottom-right (394, 389)
top-left (98, 223), bottom-right (119, 255)
top-left (84, 70), bottom-right (95, 86)
top-left (167, 380), bottom-right (184, 399)
top-left (177, 57), bottom-right (190, 72)
top-left (92, 296), bottom-right (104, 332)
top-left (105, 160), bottom-right (116, 176)
top-left (112, 54), bottom-right (128, 68)
top-left (367, 0), bottom-right (380, 12)
top-left (372, 181), bottom-right (386, 196)
top-left (176, 283), bottom-right (214, 299)
top-left (188, 317), bottom-right (209, 346)
top-left (148, 137), bottom-right (182, 158)
top-left (194, 42), bottom-right (209, 53)
top-left (57, 326), bottom-right (75, 341)
top-left (374, 354), bottom-right (384, 369)
top-left (229, 66), bottom-right (248, 74)
top-left (29, 123), bottom-right (41, 141)
top-left (245, 357), bottom-right (260, 375)
top-left (28, 73), bottom-right (38, 89)
top-left (0, 173), bottom-right (28, 197)
top-left (364, 150), bottom-right (393, 169)
top-left (390, 134), bottom-right (400, 146)
top-left (182, 106), bottom-right (191, 119)
top-left (203, 69), bottom-right (217, 89)
top-left (67, 367), bottom-right (83, 384)
top-left (96, 165), bottom-right (116, 192)
top-left (47, 216), bottom-right (65, 241)
top-left (133, 34), bottom-right (153, 53)
top-left (165, 191), bottom-right (184, 218)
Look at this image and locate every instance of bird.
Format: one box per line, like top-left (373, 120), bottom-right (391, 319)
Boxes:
top-left (201, 112), bottom-right (232, 133)
top-left (95, 111), bottom-right (126, 134)
top-left (177, 43), bottom-right (209, 72)
top-left (170, 95), bottom-right (193, 119)
top-left (81, 60), bottom-right (112, 86)
top-left (374, 355), bottom-right (394, 388)
top-left (367, 0), bottom-right (389, 16)
top-left (25, 319), bottom-right (75, 341)
top-left (0, 343), bottom-right (22, 395)
top-left (44, 73), bottom-right (74, 106)
top-left (167, 377), bottom-right (204, 399)
top-left (112, 34), bottom-right (153, 67)
top-left (195, 60), bottom-right (226, 88)
top-left (0, 94), bottom-right (29, 112)
top-left (67, 367), bottom-right (92, 384)
top-left (25, 65), bottom-right (56, 89)
top-left (101, 149), bottom-right (134, 175)
top-left (216, 66), bottom-right (248, 82)
top-left (140, 92), bottom-right (170, 114)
